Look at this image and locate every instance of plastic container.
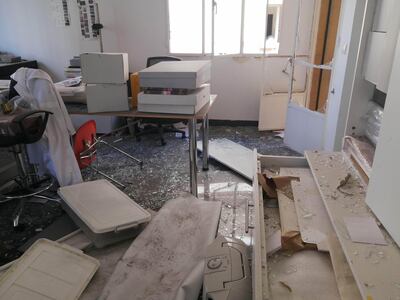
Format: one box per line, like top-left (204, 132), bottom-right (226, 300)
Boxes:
top-left (0, 239), bottom-right (99, 300)
top-left (58, 180), bottom-right (151, 248)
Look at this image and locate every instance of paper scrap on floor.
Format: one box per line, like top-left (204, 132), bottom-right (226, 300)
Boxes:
top-left (344, 216), bottom-right (387, 245)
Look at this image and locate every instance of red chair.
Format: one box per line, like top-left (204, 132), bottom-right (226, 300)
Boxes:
top-left (74, 120), bottom-right (128, 187)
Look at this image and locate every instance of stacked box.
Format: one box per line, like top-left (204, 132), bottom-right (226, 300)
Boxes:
top-left (138, 60), bottom-right (211, 114)
top-left (80, 53), bottom-right (129, 113)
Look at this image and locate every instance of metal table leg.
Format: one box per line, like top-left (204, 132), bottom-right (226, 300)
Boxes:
top-left (189, 118), bottom-right (198, 197)
top-left (202, 113), bottom-right (209, 171)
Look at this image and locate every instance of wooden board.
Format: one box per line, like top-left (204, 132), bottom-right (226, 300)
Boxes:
top-left (317, 0), bottom-right (341, 113)
top-left (269, 250), bottom-right (341, 300)
top-left (258, 93), bottom-right (305, 131)
top-left (253, 150), bottom-right (270, 300)
top-left (328, 235), bottom-right (362, 300)
top-left (307, 0), bottom-right (330, 111)
top-left (197, 138), bottom-right (253, 180)
top-left (277, 169), bottom-right (300, 236)
top-left (307, 0), bottom-right (341, 112)
top-left (280, 167), bottom-right (361, 299)
top-left (282, 168), bottom-right (333, 251)
top-left (306, 151), bottom-right (400, 300)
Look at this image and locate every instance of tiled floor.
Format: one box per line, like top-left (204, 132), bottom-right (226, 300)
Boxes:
top-left (0, 125), bottom-right (296, 268)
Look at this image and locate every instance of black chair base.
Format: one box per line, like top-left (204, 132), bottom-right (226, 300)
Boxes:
top-left (135, 123), bottom-right (186, 146)
top-left (0, 177), bottom-right (59, 227)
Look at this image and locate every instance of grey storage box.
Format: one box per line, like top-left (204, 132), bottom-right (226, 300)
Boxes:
top-left (81, 52), bottom-right (129, 84)
top-left (139, 60), bottom-right (211, 89)
top-left (86, 83), bottom-right (129, 113)
top-left (137, 96), bottom-right (209, 114)
top-left (58, 180), bottom-right (151, 248)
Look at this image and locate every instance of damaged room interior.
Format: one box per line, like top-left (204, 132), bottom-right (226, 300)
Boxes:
top-left (0, 0), bottom-right (400, 299)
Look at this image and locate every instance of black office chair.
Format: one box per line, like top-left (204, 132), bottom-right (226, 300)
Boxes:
top-left (0, 109), bottom-right (54, 227)
top-left (135, 56), bottom-right (187, 146)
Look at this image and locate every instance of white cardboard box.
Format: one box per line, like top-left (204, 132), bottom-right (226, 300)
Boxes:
top-left (138, 84), bottom-right (210, 106)
top-left (86, 83), bottom-right (129, 113)
top-left (139, 60), bottom-right (211, 89)
top-left (138, 95), bottom-right (209, 114)
top-left (81, 53), bottom-right (129, 84)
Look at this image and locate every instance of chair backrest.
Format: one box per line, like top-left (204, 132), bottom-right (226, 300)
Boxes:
top-left (146, 56), bottom-right (181, 68)
top-left (0, 110), bottom-right (51, 147)
top-left (73, 120), bottom-right (96, 169)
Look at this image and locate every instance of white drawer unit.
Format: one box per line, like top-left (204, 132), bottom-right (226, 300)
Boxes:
top-left (139, 60), bottom-right (211, 89)
top-left (86, 83), bottom-right (129, 113)
top-left (138, 84), bottom-right (210, 106)
top-left (81, 53), bottom-right (129, 84)
top-left (137, 96), bottom-right (209, 114)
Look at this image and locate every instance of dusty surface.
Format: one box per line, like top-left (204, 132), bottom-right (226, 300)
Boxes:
top-left (99, 196), bottom-right (221, 300)
top-left (268, 250), bottom-right (341, 300)
top-left (306, 151), bottom-right (400, 300)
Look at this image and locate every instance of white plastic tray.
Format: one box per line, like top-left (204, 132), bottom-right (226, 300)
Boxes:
top-left (58, 180), bottom-right (151, 248)
top-left (0, 239), bottom-right (99, 300)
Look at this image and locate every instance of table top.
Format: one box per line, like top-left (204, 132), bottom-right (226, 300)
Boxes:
top-left (66, 95), bottom-right (217, 120)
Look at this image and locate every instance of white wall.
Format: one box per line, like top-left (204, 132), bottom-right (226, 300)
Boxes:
top-left (0, 0), bottom-right (314, 121)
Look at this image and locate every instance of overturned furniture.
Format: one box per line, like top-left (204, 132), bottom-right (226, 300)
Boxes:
top-left (100, 195), bottom-right (221, 300)
top-left (253, 149), bottom-right (400, 299)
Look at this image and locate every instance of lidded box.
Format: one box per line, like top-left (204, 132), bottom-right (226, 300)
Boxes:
top-left (58, 179), bottom-right (151, 248)
top-left (139, 60), bottom-right (211, 89)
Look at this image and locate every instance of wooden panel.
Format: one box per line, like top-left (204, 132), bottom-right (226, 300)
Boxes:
top-left (279, 167), bottom-right (361, 299)
top-left (308, 0), bottom-right (330, 111)
top-left (328, 235), bottom-right (362, 300)
top-left (306, 151), bottom-right (400, 300)
top-left (318, 0), bottom-right (341, 112)
top-left (287, 168), bottom-right (333, 250)
top-left (253, 150), bottom-right (270, 300)
top-left (307, 0), bottom-right (341, 112)
top-left (258, 93), bottom-right (305, 131)
top-left (269, 250), bottom-right (341, 299)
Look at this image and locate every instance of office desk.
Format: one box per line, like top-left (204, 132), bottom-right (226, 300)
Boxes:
top-left (66, 95), bottom-right (217, 196)
top-left (0, 60), bottom-right (38, 80)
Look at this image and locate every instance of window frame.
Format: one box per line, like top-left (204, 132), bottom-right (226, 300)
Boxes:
top-left (167, 0), bottom-right (283, 57)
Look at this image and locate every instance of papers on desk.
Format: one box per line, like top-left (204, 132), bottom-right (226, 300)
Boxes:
top-left (55, 81), bottom-right (86, 104)
top-left (0, 80), bottom-right (10, 90)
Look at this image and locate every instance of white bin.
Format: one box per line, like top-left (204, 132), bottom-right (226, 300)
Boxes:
top-left (58, 180), bottom-right (151, 248)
